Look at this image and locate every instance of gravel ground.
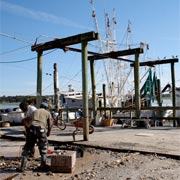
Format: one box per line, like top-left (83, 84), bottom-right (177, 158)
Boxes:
top-left (0, 147), bottom-right (180, 180)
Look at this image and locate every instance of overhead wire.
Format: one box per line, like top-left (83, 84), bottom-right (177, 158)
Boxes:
top-left (0, 33), bottom-right (33, 45)
top-left (0, 45), bottom-right (31, 55)
top-left (0, 49), bottom-right (57, 63)
top-left (42, 83), bottom-right (53, 93)
top-left (0, 32), bottom-right (59, 63)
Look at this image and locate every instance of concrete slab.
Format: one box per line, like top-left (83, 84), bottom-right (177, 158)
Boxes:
top-left (0, 125), bottom-right (180, 158)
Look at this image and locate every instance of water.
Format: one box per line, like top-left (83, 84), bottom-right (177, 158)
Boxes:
top-left (0, 103), bottom-right (19, 110)
top-left (0, 98), bottom-right (172, 110)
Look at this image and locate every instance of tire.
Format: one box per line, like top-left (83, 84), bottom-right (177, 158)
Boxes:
top-left (89, 125), bottom-right (94, 134)
top-left (57, 120), bottom-right (66, 130)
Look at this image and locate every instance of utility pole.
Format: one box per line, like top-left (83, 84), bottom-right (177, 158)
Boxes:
top-left (53, 63), bottom-right (60, 112)
top-left (36, 51), bottom-right (43, 108)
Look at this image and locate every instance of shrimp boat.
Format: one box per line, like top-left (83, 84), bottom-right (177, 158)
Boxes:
top-left (59, 85), bottom-right (108, 110)
top-left (59, 85), bottom-right (93, 108)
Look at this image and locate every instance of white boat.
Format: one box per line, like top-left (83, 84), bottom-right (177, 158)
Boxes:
top-left (59, 85), bottom-right (120, 109)
top-left (60, 85), bottom-right (93, 108)
top-left (0, 109), bottom-right (24, 125)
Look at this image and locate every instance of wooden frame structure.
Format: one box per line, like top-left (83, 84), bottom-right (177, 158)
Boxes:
top-left (31, 30), bottom-right (179, 143)
top-left (32, 31), bottom-right (99, 141)
top-left (89, 50), bottom-right (179, 127)
top-left (131, 58), bottom-right (179, 126)
top-left (88, 48), bottom-right (144, 123)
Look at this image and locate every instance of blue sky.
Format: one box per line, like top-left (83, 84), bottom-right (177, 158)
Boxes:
top-left (0, 0), bottom-right (179, 96)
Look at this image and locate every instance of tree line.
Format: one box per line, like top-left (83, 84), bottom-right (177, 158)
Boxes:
top-left (0, 95), bottom-right (53, 104)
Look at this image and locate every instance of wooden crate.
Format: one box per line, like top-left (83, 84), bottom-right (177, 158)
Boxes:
top-left (101, 119), bottom-right (114, 126)
top-left (50, 151), bottom-right (76, 173)
top-left (2, 121), bottom-right (10, 127)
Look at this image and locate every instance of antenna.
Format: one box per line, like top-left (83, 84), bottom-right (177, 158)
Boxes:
top-left (126, 20), bottom-right (131, 49)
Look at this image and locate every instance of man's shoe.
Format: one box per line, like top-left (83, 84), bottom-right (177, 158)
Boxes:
top-left (17, 156), bottom-right (27, 172)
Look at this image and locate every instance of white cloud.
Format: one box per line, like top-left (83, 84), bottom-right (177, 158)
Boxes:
top-left (1, 1), bottom-right (88, 30)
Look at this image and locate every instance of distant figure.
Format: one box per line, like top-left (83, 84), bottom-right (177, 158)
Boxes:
top-left (77, 109), bottom-right (83, 119)
top-left (19, 102), bottom-right (37, 120)
top-left (18, 103), bottom-right (53, 172)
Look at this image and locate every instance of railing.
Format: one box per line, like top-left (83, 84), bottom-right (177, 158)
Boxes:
top-left (57, 106), bottom-right (180, 127)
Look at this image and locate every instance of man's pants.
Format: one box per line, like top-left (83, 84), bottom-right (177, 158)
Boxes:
top-left (20, 126), bottom-right (48, 170)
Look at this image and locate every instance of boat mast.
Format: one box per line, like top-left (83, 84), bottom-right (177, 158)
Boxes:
top-left (90, 0), bottom-right (103, 53)
top-left (90, 1), bottom-right (134, 107)
top-left (90, 0), bottom-right (109, 92)
top-left (119, 20), bottom-right (133, 102)
top-left (104, 9), bottom-right (118, 105)
top-left (90, 1), bottom-right (122, 107)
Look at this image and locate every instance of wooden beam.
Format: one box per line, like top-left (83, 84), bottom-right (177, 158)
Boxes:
top-left (63, 46), bottom-right (134, 63)
top-left (31, 31), bottom-right (99, 52)
top-left (130, 58), bottom-right (179, 67)
top-left (88, 48), bottom-right (144, 61)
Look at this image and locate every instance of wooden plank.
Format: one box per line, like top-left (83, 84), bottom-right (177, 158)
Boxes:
top-left (63, 47), bottom-right (134, 62)
top-left (31, 31), bottom-right (99, 52)
top-left (130, 58), bottom-right (179, 67)
top-left (88, 48), bottom-right (144, 61)
top-left (97, 106), bottom-right (180, 111)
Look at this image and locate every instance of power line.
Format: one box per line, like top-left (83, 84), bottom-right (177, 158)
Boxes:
top-left (0, 33), bottom-right (33, 45)
top-left (0, 32), bottom-right (59, 63)
top-left (0, 49), bottom-right (57, 63)
top-left (0, 45), bottom-right (31, 55)
top-left (0, 56), bottom-right (36, 63)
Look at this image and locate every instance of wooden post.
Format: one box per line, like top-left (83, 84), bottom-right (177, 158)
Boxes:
top-left (157, 79), bottom-right (163, 119)
top-left (171, 62), bottom-right (176, 127)
top-left (53, 63), bottom-right (60, 112)
top-left (82, 41), bottom-right (89, 141)
top-left (36, 51), bottom-right (43, 108)
top-left (90, 60), bottom-right (97, 123)
top-left (103, 84), bottom-right (106, 116)
top-left (134, 53), bottom-right (141, 125)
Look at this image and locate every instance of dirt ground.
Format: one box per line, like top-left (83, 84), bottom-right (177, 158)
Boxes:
top-left (0, 146), bottom-right (180, 180)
